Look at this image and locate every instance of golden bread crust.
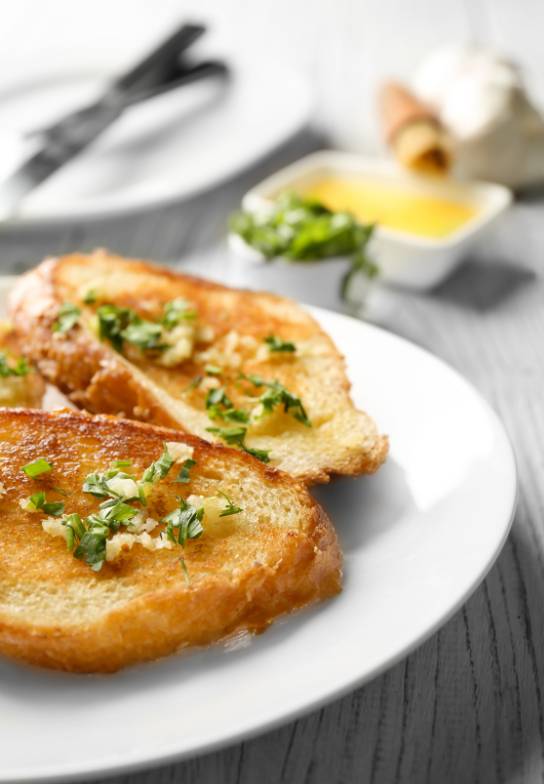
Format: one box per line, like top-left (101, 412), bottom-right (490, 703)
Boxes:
top-left (0, 409), bottom-right (341, 672)
top-left (9, 251), bottom-right (388, 482)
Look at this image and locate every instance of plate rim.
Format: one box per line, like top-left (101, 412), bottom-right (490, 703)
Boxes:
top-left (1, 61), bottom-right (312, 227)
top-left (0, 284), bottom-right (517, 783)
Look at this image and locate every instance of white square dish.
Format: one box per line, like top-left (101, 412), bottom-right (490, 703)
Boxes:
top-left (237, 150), bottom-right (512, 294)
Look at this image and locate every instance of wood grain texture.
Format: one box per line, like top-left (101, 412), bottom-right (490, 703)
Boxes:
top-left (1, 1), bottom-right (544, 781)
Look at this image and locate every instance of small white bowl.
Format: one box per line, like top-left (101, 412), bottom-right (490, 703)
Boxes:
top-left (230, 151), bottom-right (511, 304)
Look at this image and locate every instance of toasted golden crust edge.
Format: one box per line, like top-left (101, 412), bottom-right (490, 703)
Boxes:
top-left (9, 252), bottom-right (388, 483)
top-left (0, 409), bottom-right (341, 673)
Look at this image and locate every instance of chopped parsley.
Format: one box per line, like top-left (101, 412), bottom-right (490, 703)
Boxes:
top-left (22, 457), bottom-right (53, 478)
top-left (82, 469), bottom-right (138, 500)
top-left (206, 424), bottom-right (270, 463)
top-left (21, 491), bottom-right (64, 516)
top-left (204, 364), bottom-right (222, 376)
top-left (121, 319), bottom-right (164, 351)
top-left (242, 374), bottom-right (311, 427)
top-left (74, 528), bottom-right (108, 572)
top-left (174, 458), bottom-right (197, 484)
top-left (184, 375), bottom-right (203, 392)
top-left (0, 353), bottom-right (29, 377)
top-left (39, 442), bottom-right (208, 572)
top-left (205, 387), bottom-right (249, 423)
top-left (141, 444), bottom-right (174, 484)
top-left (112, 459), bottom-right (132, 468)
top-left (96, 298), bottom-right (197, 355)
top-left (229, 192), bottom-right (377, 304)
top-left (218, 491), bottom-right (243, 517)
top-left (53, 302), bottom-right (81, 333)
top-left (264, 335), bottom-right (296, 353)
top-left (83, 289), bottom-right (97, 304)
top-left (162, 298), bottom-right (197, 328)
top-left (163, 498), bottom-right (204, 546)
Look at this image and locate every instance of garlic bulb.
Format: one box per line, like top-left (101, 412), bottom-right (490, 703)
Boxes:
top-left (412, 44), bottom-right (544, 188)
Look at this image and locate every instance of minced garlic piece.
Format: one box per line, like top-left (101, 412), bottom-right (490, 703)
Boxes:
top-left (106, 531), bottom-right (173, 561)
top-left (42, 517), bottom-right (68, 541)
top-left (196, 324), bottom-right (215, 344)
top-left (126, 514), bottom-right (159, 534)
top-left (105, 475), bottom-right (140, 500)
top-left (165, 442), bottom-right (194, 463)
top-left (187, 494), bottom-right (230, 525)
top-left (195, 330), bottom-right (259, 370)
top-left (158, 323), bottom-right (196, 367)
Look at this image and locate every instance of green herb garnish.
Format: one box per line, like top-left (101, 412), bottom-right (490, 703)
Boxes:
top-left (53, 302), bottom-right (81, 333)
top-left (205, 387), bottom-right (249, 423)
top-left (162, 298), bottom-right (197, 328)
top-left (74, 529), bottom-right (108, 572)
top-left (83, 289), bottom-right (97, 304)
top-left (205, 364), bottom-right (222, 376)
top-left (97, 304), bottom-right (164, 353)
top-left (264, 335), bottom-right (296, 353)
top-left (206, 424), bottom-right (270, 463)
top-left (141, 444), bottom-right (174, 484)
top-left (174, 458), bottom-right (197, 484)
top-left (0, 353), bottom-right (29, 377)
top-left (218, 491), bottom-right (243, 517)
top-left (242, 374), bottom-right (311, 427)
top-left (163, 498), bottom-right (204, 546)
top-left (97, 299), bottom-right (197, 355)
top-left (22, 457), bottom-right (53, 478)
top-left (22, 491), bottom-right (64, 516)
top-left (229, 192), bottom-right (377, 303)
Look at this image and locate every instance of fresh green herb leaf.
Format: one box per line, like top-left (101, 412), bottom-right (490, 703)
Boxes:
top-left (121, 319), bottom-right (164, 351)
top-left (163, 498), bottom-right (204, 546)
top-left (206, 425), bottom-right (270, 463)
top-left (341, 238), bottom-right (379, 304)
top-left (97, 304), bottom-right (131, 351)
top-left (53, 302), bottom-right (81, 333)
top-left (0, 353), bottom-right (29, 377)
top-left (111, 459), bottom-right (132, 468)
top-left (244, 445), bottom-right (272, 462)
top-left (179, 556), bottom-right (190, 584)
top-left (22, 491), bottom-right (64, 516)
top-left (83, 289), bottom-right (97, 304)
top-left (206, 424), bottom-right (246, 448)
top-left (218, 491), bottom-right (243, 517)
top-left (22, 457), bottom-right (53, 478)
top-left (82, 470), bottom-right (116, 498)
top-left (204, 364), bottom-right (222, 376)
top-left (174, 458), bottom-right (197, 484)
top-left (74, 530), bottom-right (107, 572)
top-left (229, 193), bottom-right (378, 303)
top-left (205, 387), bottom-right (249, 423)
top-left (98, 498), bottom-right (138, 527)
top-left (142, 444), bottom-right (174, 484)
top-left (242, 375), bottom-right (311, 427)
top-left (162, 298), bottom-right (197, 328)
top-left (264, 335), bottom-right (296, 353)
top-left (184, 375), bottom-right (203, 392)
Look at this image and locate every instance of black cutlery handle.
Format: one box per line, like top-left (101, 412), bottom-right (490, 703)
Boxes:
top-left (111, 22), bottom-right (206, 96)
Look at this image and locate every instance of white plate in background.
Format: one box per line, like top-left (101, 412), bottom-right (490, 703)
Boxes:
top-left (0, 59), bottom-right (312, 225)
top-left (0, 276), bottom-right (516, 782)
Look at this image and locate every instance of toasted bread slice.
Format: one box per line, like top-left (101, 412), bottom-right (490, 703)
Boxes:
top-left (0, 321), bottom-right (44, 408)
top-left (10, 251), bottom-right (387, 483)
top-left (0, 409), bottom-right (341, 673)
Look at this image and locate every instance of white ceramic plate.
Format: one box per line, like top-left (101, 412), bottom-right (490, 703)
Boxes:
top-left (0, 59), bottom-right (311, 225)
top-left (0, 277), bottom-right (516, 783)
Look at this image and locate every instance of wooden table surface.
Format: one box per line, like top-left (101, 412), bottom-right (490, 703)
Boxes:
top-left (1, 129), bottom-right (543, 784)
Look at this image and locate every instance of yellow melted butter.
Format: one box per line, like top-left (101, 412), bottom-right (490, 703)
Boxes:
top-left (304, 177), bottom-right (478, 239)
